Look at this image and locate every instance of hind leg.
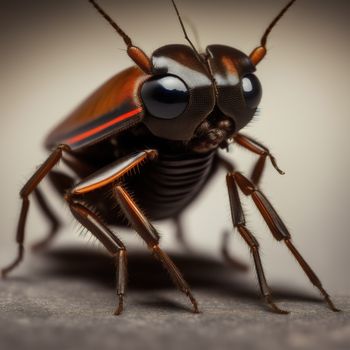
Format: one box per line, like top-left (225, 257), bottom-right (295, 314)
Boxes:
top-left (2, 145), bottom-right (69, 277)
top-left (31, 188), bottom-right (61, 252)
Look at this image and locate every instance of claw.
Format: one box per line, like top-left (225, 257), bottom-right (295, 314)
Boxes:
top-left (1, 269), bottom-right (7, 279)
top-left (322, 290), bottom-right (341, 312)
top-left (1, 245), bottom-right (24, 278)
top-left (1, 266), bottom-right (13, 279)
top-left (265, 296), bottom-right (289, 315)
top-left (31, 230), bottom-right (58, 252)
top-left (269, 155), bottom-right (285, 175)
top-left (188, 293), bottom-right (200, 314)
top-left (114, 295), bottom-right (124, 316)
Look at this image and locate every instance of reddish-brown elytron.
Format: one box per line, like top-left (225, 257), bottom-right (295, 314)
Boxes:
top-left (2, 0), bottom-right (339, 316)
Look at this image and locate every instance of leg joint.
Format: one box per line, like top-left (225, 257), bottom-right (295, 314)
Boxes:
top-left (57, 144), bottom-right (71, 152)
top-left (234, 172), bottom-right (256, 195)
top-left (238, 226), bottom-right (260, 248)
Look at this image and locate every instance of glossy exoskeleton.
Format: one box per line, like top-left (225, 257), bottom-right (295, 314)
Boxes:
top-left (2, 0), bottom-right (339, 315)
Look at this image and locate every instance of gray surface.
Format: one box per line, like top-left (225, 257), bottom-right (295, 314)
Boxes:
top-left (0, 248), bottom-right (349, 350)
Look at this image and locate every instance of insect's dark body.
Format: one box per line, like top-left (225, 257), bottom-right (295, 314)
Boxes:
top-left (64, 125), bottom-right (219, 223)
top-left (3, 0), bottom-right (339, 316)
top-left (127, 149), bottom-right (218, 220)
top-left (46, 43), bottom-right (253, 225)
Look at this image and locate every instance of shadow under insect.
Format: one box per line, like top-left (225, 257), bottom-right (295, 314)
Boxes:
top-left (38, 247), bottom-right (322, 310)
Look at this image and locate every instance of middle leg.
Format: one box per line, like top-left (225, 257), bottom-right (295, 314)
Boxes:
top-left (66, 198), bottom-right (127, 315)
top-left (114, 185), bottom-right (199, 313)
top-left (66, 149), bottom-right (199, 313)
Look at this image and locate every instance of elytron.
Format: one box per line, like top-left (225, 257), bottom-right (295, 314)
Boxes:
top-left (2, 0), bottom-right (339, 315)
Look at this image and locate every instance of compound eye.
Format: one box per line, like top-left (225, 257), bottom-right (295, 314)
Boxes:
top-left (242, 73), bottom-right (262, 109)
top-left (141, 75), bottom-right (189, 119)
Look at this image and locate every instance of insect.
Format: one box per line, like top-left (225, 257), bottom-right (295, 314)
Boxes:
top-left (1, 0), bottom-right (340, 315)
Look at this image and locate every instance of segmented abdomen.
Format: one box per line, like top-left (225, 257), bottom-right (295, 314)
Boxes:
top-left (130, 150), bottom-right (217, 220)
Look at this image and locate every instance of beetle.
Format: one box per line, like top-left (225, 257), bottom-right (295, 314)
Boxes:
top-left (1, 0), bottom-right (340, 315)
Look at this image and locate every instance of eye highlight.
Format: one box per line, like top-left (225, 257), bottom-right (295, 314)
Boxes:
top-left (242, 73), bottom-right (262, 109)
top-left (141, 75), bottom-right (189, 119)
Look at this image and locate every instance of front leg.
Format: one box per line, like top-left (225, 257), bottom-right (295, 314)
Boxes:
top-left (234, 133), bottom-right (284, 186)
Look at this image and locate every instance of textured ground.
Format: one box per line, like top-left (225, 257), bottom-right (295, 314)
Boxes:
top-left (0, 247), bottom-right (349, 350)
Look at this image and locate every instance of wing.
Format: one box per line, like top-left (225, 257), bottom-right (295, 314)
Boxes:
top-left (45, 66), bottom-right (148, 151)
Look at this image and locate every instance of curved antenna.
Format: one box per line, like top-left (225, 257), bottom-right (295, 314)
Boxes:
top-left (170, 0), bottom-right (206, 66)
top-left (250, 0), bottom-right (297, 66)
top-left (89, 0), bottom-right (152, 74)
top-left (184, 16), bottom-right (203, 53)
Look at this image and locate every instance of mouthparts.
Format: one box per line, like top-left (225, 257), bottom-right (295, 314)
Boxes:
top-left (189, 111), bottom-right (235, 153)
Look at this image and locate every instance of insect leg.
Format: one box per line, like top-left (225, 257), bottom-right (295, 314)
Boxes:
top-left (69, 150), bottom-right (158, 195)
top-left (31, 171), bottom-right (75, 251)
top-left (217, 156), bottom-right (250, 271)
top-left (114, 185), bottom-right (199, 313)
top-left (173, 215), bottom-right (192, 252)
top-left (234, 133), bottom-right (284, 186)
top-left (233, 171), bottom-right (340, 312)
top-left (66, 198), bottom-right (127, 316)
top-left (59, 150), bottom-right (161, 315)
top-left (221, 231), bottom-right (249, 272)
top-left (31, 188), bottom-right (61, 252)
top-left (61, 153), bottom-right (95, 179)
top-left (226, 173), bottom-right (288, 314)
top-left (65, 150), bottom-right (198, 313)
top-left (1, 144), bottom-right (70, 277)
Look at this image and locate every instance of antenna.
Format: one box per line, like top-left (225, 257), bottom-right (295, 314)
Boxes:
top-left (89, 0), bottom-right (152, 74)
top-left (170, 0), bottom-right (206, 66)
top-left (250, 0), bottom-right (297, 65)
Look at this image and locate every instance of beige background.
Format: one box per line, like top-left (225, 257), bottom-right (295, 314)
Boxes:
top-left (1, 0), bottom-right (349, 296)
